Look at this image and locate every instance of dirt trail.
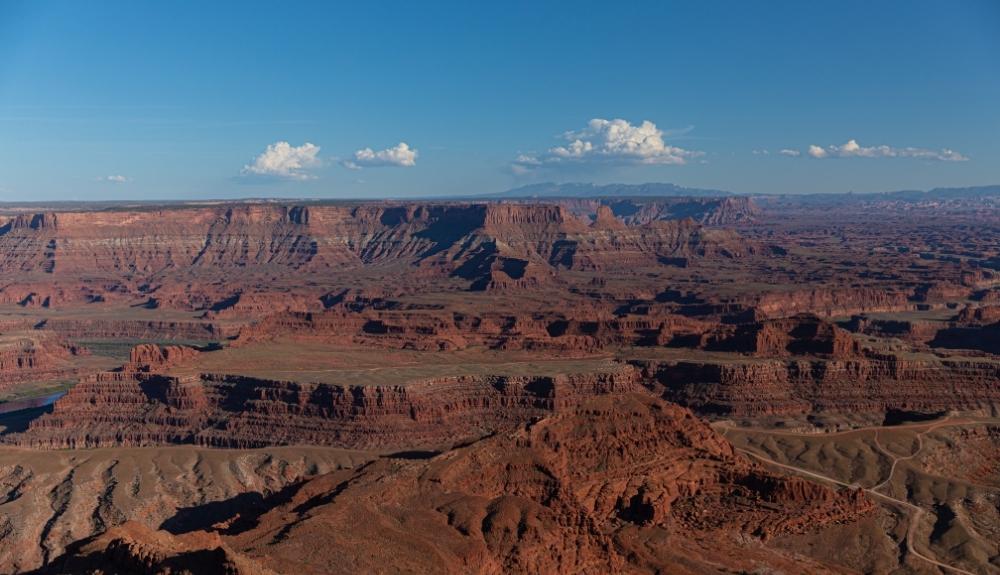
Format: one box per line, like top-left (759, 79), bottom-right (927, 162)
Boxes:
top-left (870, 427), bottom-right (925, 492)
top-left (728, 416), bottom-right (992, 575)
top-left (714, 414), bottom-right (993, 438)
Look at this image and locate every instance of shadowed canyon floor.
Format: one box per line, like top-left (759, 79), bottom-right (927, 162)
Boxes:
top-left (0, 194), bottom-right (998, 573)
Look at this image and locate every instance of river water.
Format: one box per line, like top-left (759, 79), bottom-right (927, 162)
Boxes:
top-left (0, 391), bottom-right (66, 415)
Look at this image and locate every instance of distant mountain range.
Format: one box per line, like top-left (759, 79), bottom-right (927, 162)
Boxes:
top-left (1, 184), bottom-right (996, 210)
top-left (768, 184), bottom-right (1000, 205)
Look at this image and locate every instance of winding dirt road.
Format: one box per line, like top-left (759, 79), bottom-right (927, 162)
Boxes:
top-left (725, 415), bottom-right (994, 575)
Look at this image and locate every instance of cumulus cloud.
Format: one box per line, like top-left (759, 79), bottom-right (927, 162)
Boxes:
top-left (342, 142), bottom-right (417, 169)
top-left (242, 141), bottom-right (321, 180)
top-left (512, 118), bottom-right (701, 172)
top-left (803, 139), bottom-right (967, 162)
top-left (807, 145), bottom-right (828, 159)
top-left (778, 148), bottom-right (801, 157)
top-left (100, 175), bottom-right (129, 183)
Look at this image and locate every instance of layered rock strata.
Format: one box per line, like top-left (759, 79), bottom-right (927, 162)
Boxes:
top-left (639, 352), bottom-right (1000, 416)
top-left (0, 334), bottom-right (86, 389)
top-left (9, 367), bottom-right (642, 450)
top-left (0, 203), bottom-right (750, 295)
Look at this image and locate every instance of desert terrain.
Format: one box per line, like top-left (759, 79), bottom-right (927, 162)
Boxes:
top-left (0, 187), bottom-right (998, 573)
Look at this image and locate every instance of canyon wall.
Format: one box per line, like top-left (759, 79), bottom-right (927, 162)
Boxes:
top-left (9, 366), bottom-right (642, 450)
top-left (0, 333), bottom-right (86, 389)
top-left (0, 203), bottom-right (748, 295)
top-left (639, 352), bottom-right (1000, 416)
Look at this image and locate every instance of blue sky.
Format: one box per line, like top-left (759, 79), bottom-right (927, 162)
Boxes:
top-left (0, 0), bottom-right (997, 200)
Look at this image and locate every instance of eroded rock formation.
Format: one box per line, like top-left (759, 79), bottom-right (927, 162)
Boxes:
top-left (0, 332), bottom-right (86, 389)
top-left (0, 203), bottom-right (750, 303)
top-left (640, 352), bottom-right (1000, 416)
top-left (0, 446), bottom-right (368, 573)
top-left (0, 195), bottom-right (998, 573)
top-left (9, 366), bottom-right (642, 450)
top-left (38, 394), bottom-right (873, 575)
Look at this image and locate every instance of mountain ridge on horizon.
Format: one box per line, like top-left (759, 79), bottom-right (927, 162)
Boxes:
top-left (0, 182), bottom-right (998, 209)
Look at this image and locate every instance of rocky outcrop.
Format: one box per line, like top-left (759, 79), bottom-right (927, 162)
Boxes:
top-left (0, 282), bottom-right (120, 308)
top-left (238, 309), bottom-right (860, 359)
top-left (234, 306), bottom-right (717, 352)
top-left (42, 522), bottom-right (272, 575)
top-left (8, 367), bottom-right (642, 450)
top-left (36, 318), bottom-right (236, 341)
top-left (201, 291), bottom-right (316, 319)
top-left (956, 304), bottom-right (1000, 324)
top-left (842, 305), bottom-right (1000, 353)
top-left (842, 314), bottom-right (943, 344)
top-left (708, 314), bottom-right (860, 358)
top-left (38, 394), bottom-right (872, 574)
top-left (124, 344), bottom-right (200, 372)
top-left (0, 333), bottom-right (86, 389)
top-left (740, 288), bottom-right (914, 319)
top-left (639, 352), bottom-right (1000, 416)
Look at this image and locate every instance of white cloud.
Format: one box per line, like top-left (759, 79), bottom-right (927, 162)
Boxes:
top-left (807, 145), bottom-right (828, 159)
top-left (100, 175), bottom-right (129, 183)
top-left (804, 139), bottom-right (967, 162)
top-left (510, 153), bottom-right (542, 175)
top-left (778, 148), bottom-right (801, 157)
top-left (342, 142), bottom-right (417, 169)
top-left (242, 141), bottom-right (321, 180)
top-left (513, 118), bottom-right (702, 172)
top-left (752, 149), bottom-right (770, 155)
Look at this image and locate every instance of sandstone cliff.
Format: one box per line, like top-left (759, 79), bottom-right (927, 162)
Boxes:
top-left (0, 202), bottom-right (752, 307)
top-left (9, 366), bottom-right (642, 450)
top-left (0, 333), bottom-right (86, 389)
top-left (639, 351), bottom-right (1000, 416)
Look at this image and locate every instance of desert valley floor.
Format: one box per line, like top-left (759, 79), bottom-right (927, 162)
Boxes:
top-left (0, 189), bottom-right (998, 574)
